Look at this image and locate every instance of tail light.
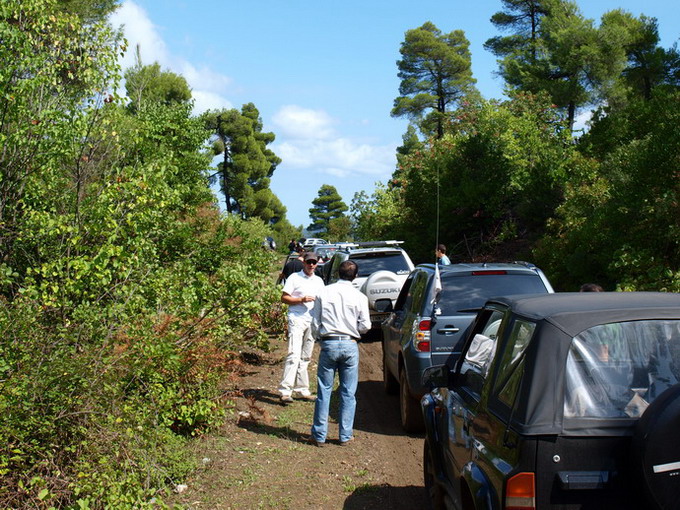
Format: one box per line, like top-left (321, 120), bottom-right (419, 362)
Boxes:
top-left (414, 318), bottom-right (431, 352)
top-left (505, 472), bottom-right (535, 510)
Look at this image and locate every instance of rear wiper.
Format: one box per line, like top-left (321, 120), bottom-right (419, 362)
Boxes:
top-left (456, 307), bottom-right (482, 314)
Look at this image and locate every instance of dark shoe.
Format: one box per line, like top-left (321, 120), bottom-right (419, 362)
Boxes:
top-left (339, 437), bottom-right (355, 446)
top-left (280, 395), bottom-right (294, 404)
top-left (297, 393), bottom-right (316, 402)
top-left (308, 437), bottom-right (326, 447)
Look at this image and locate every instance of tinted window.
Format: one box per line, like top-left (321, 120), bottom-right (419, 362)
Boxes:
top-left (438, 274), bottom-right (547, 314)
top-left (394, 274), bottom-right (414, 312)
top-left (564, 320), bottom-right (680, 419)
top-left (494, 320), bottom-right (536, 406)
top-left (458, 310), bottom-right (506, 397)
top-left (350, 252), bottom-right (411, 276)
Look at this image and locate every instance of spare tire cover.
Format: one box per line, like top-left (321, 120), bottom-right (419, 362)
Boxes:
top-left (360, 270), bottom-right (403, 310)
top-left (632, 383), bottom-right (680, 510)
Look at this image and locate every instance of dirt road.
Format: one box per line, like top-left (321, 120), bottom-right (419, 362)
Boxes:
top-left (170, 338), bottom-right (428, 509)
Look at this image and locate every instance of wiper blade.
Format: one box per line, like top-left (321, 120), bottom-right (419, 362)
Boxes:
top-left (456, 307), bottom-right (482, 313)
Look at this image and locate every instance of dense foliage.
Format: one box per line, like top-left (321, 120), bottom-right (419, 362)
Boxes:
top-left (0, 1), bottom-right (285, 507)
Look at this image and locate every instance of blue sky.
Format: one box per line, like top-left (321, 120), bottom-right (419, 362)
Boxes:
top-left (110, 1), bottom-right (679, 229)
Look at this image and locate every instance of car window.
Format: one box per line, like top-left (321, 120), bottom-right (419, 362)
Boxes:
top-left (393, 274), bottom-right (414, 312)
top-left (564, 319), bottom-right (680, 419)
top-left (494, 319), bottom-right (536, 407)
top-left (350, 252), bottom-right (411, 277)
top-left (438, 274), bottom-right (548, 314)
top-left (458, 310), bottom-right (505, 397)
top-left (409, 272), bottom-right (429, 314)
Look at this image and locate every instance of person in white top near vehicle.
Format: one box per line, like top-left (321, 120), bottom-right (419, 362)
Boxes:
top-left (278, 252), bottom-right (325, 404)
top-left (309, 260), bottom-right (371, 446)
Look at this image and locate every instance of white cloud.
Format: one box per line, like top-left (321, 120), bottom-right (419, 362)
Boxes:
top-left (274, 137), bottom-right (396, 178)
top-left (109, 1), bottom-right (233, 114)
top-left (110, 2), bottom-right (169, 69)
top-left (272, 105), bottom-right (337, 140)
top-left (192, 90), bottom-right (233, 114)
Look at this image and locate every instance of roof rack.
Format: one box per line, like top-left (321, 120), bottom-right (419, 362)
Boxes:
top-left (337, 240), bottom-right (404, 250)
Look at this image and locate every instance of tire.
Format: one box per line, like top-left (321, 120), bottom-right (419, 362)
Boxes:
top-left (632, 384), bottom-right (680, 510)
top-left (400, 368), bottom-right (425, 433)
top-left (383, 343), bottom-right (399, 394)
top-left (424, 438), bottom-right (446, 510)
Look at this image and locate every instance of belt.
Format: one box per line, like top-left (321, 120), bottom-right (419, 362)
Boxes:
top-left (321, 335), bottom-right (357, 341)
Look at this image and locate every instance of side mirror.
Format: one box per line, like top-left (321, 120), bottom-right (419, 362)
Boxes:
top-left (374, 298), bottom-right (393, 313)
top-left (422, 364), bottom-right (453, 390)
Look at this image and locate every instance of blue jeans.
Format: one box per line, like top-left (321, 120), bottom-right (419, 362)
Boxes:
top-left (311, 339), bottom-right (359, 443)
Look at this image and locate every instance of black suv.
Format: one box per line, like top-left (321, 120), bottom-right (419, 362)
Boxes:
top-left (381, 262), bottom-right (553, 432)
top-left (422, 292), bottom-right (680, 510)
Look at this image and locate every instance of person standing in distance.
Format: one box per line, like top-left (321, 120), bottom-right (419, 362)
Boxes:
top-left (436, 244), bottom-right (451, 265)
top-left (279, 251), bottom-right (325, 404)
top-left (309, 260), bottom-right (370, 446)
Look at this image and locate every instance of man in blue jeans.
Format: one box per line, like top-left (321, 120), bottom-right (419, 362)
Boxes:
top-left (309, 260), bottom-right (371, 447)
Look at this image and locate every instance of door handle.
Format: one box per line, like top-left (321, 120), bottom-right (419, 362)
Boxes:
top-left (437, 326), bottom-right (460, 334)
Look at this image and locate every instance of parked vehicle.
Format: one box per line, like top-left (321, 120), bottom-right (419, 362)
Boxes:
top-left (422, 292), bottom-right (680, 510)
top-left (302, 238), bottom-right (327, 249)
top-left (324, 241), bottom-right (415, 331)
top-left (381, 262), bottom-right (553, 432)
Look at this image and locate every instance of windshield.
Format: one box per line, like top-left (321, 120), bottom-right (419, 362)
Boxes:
top-left (564, 320), bottom-right (680, 419)
top-left (438, 274), bottom-right (548, 314)
top-left (351, 252), bottom-right (411, 277)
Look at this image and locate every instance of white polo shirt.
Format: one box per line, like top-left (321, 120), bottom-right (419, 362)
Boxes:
top-left (282, 270), bottom-right (325, 319)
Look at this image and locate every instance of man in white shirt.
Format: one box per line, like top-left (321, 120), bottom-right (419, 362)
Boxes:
top-left (309, 260), bottom-right (370, 446)
top-left (278, 251), bottom-right (325, 403)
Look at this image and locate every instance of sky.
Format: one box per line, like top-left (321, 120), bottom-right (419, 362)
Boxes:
top-left (109, 0), bottom-right (679, 229)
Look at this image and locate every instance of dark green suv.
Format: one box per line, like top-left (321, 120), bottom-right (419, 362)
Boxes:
top-left (422, 292), bottom-right (680, 510)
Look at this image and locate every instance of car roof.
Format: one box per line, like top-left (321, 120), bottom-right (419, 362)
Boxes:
top-left (418, 262), bottom-right (542, 274)
top-left (488, 292), bottom-right (680, 337)
top-left (346, 247), bottom-right (405, 256)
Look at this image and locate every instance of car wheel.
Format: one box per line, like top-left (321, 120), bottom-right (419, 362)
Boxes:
top-left (382, 344), bottom-right (398, 395)
top-left (400, 368), bottom-right (424, 433)
top-left (632, 383), bottom-right (680, 510)
top-left (424, 438), bottom-right (446, 510)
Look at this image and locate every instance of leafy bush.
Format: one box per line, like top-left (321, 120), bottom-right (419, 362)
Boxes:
top-left (0, 1), bottom-right (285, 507)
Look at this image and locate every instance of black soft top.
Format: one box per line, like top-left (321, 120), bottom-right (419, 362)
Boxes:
top-left (481, 292), bottom-right (680, 436)
top-left (490, 292), bottom-right (680, 337)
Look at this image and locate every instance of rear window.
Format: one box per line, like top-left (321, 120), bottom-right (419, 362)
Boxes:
top-left (350, 252), bottom-right (411, 277)
top-left (438, 273), bottom-right (548, 314)
top-left (564, 320), bottom-right (680, 419)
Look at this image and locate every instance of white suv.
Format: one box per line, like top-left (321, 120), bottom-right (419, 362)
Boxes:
top-left (302, 238), bottom-right (327, 249)
top-left (324, 241), bottom-right (414, 331)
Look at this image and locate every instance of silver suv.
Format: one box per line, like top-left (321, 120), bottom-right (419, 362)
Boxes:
top-left (323, 241), bottom-right (415, 331)
top-left (381, 262), bottom-right (554, 432)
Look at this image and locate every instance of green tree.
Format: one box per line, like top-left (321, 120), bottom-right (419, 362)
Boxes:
top-left (490, 0), bottom-right (632, 130)
top-left (484, 0), bottom-right (552, 62)
top-left (203, 103), bottom-right (282, 220)
top-left (392, 22), bottom-right (477, 138)
top-left (124, 46), bottom-right (192, 111)
top-left (538, 88), bottom-right (680, 291)
top-left (350, 184), bottom-right (405, 242)
top-left (394, 93), bottom-right (573, 262)
top-left (308, 184), bottom-right (348, 236)
top-left (56, 0), bottom-right (118, 24)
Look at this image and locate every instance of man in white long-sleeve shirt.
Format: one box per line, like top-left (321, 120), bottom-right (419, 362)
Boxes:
top-left (309, 260), bottom-right (370, 446)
